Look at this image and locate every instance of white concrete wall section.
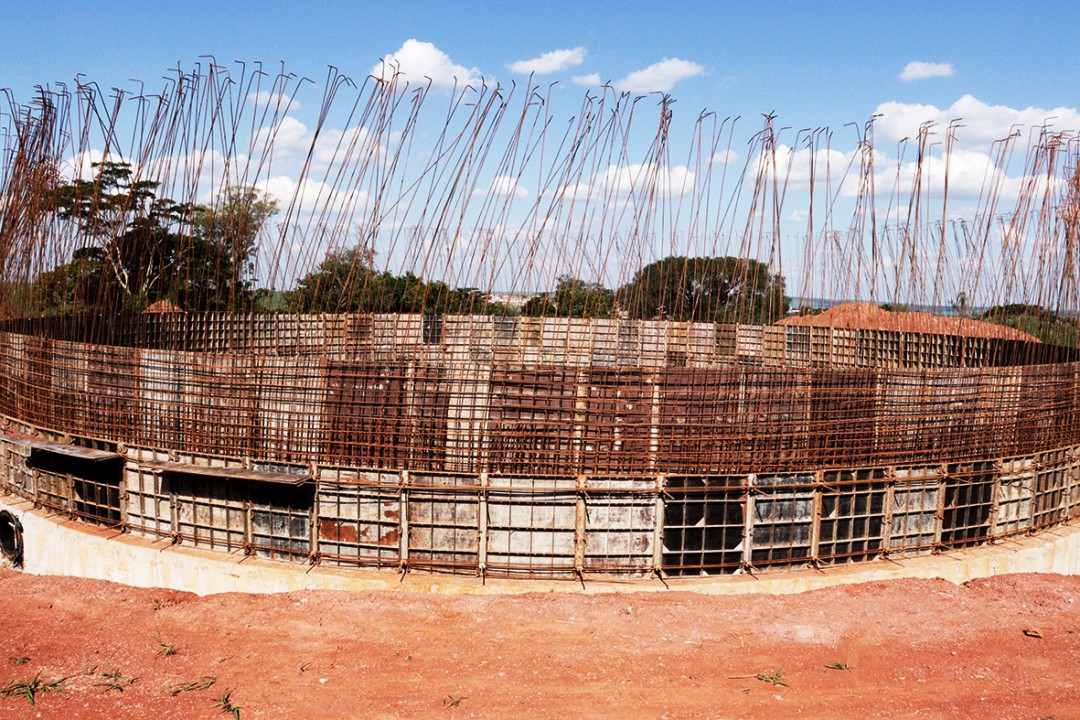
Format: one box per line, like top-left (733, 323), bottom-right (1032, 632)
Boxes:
top-left (3, 496), bottom-right (1079, 597)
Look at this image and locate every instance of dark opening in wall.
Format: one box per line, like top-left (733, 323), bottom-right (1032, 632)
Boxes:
top-left (942, 462), bottom-right (995, 547)
top-left (662, 476), bottom-right (745, 576)
top-left (249, 482), bottom-right (315, 561)
top-left (0, 510), bottom-right (23, 567)
top-left (158, 464), bottom-right (314, 561)
top-left (818, 469), bottom-right (887, 564)
top-left (26, 445), bottom-right (124, 527)
top-left (422, 314), bottom-right (443, 344)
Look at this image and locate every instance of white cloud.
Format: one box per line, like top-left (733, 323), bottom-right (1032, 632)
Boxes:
top-left (371, 39), bottom-right (484, 90)
top-left (710, 149), bottom-right (739, 165)
top-left (899, 61), bottom-right (955, 81)
top-left (572, 73), bottom-right (602, 86)
top-left (593, 163), bottom-right (695, 197)
top-left (472, 175), bottom-right (529, 199)
top-left (749, 143), bottom-right (857, 195)
top-left (247, 91), bottom-right (301, 111)
top-left (615, 58), bottom-right (706, 93)
top-left (508, 47), bottom-right (586, 74)
top-left (874, 95), bottom-right (1080, 147)
top-left (251, 116), bottom-right (402, 177)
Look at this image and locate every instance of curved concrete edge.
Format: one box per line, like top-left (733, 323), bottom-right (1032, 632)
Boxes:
top-left (3, 496), bottom-right (1079, 597)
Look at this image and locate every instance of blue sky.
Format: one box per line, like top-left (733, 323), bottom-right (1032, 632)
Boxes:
top-left (1, 1), bottom-right (1076, 129)
top-left (2, 1), bottom-right (1078, 300)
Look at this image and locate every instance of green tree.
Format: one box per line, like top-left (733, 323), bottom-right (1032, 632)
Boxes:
top-left (38, 163), bottom-right (276, 312)
top-left (287, 246), bottom-right (376, 312)
top-left (978, 303), bottom-right (1077, 346)
top-left (31, 247), bottom-right (109, 314)
top-left (287, 246), bottom-right (507, 315)
top-left (522, 275), bottom-right (616, 318)
top-left (192, 186), bottom-right (279, 309)
top-left (617, 255), bottom-right (788, 323)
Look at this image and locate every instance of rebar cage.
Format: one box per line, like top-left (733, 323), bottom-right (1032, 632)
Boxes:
top-left (2, 312), bottom-right (1079, 580)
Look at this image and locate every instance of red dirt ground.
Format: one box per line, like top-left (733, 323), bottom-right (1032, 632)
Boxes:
top-left (0, 569), bottom-right (1077, 719)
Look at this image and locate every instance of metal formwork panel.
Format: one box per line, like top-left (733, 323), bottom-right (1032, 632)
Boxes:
top-left (123, 450), bottom-right (172, 539)
top-left (486, 367), bottom-right (576, 476)
top-left (889, 467), bottom-right (941, 555)
top-left (0, 334), bottom-right (18, 419)
top-left (1032, 448), bottom-right (1070, 529)
top-left (316, 473), bottom-right (401, 568)
top-left (1066, 448), bottom-right (1080, 518)
top-left (784, 326), bottom-right (811, 368)
top-left (137, 349), bottom-right (186, 451)
top-left (485, 476), bottom-right (577, 578)
top-left (735, 324), bottom-right (763, 363)
top-left (323, 362), bottom-right (408, 469)
top-left (50, 340), bottom-right (88, 435)
top-left (249, 482), bottom-right (314, 561)
top-left (640, 321), bottom-right (667, 367)
top-left (762, 325), bottom-right (786, 366)
top-left (994, 457), bottom-right (1035, 537)
top-left (27, 448), bottom-right (124, 527)
top-left (0, 437), bottom-right (33, 497)
top-left (167, 472), bottom-right (248, 553)
top-left (583, 477), bottom-right (655, 575)
top-left (540, 317), bottom-right (570, 364)
top-left (580, 369), bottom-right (652, 475)
top-left (185, 354), bottom-right (255, 458)
top-left (85, 344), bottom-right (138, 442)
top-left (687, 322), bottom-right (717, 366)
top-left (749, 474), bottom-right (814, 566)
top-left (808, 367), bottom-right (876, 469)
top-left (657, 367), bottom-right (742, 474)
top-left (589, 319), bottom-right (619, 366)
top-left (565, 319), bottom-right (593, 366)
top-left (406, 474), bottom-right (479, 573)
top-left (443, 364), bottom-right (490, 474)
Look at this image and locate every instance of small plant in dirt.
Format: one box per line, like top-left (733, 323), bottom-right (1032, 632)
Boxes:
top-left (151, 634), bottom-right (178, 657)
top-left (755, 669), bottom-right (788, 687)
top-left (166, 675), bottom-right (216, 696)
top-left (826, 661), bottom-right (851, 671)
top-left (7, 656), bottom-right (29, 666)
top-left (95, 667), bottom-right (138, 693)
top-left (442, 694), bottom-right (466, 708)
top-left (213, 688), bottom-right (241, 719)
top-left (0, 672), bottom-right (68, 706)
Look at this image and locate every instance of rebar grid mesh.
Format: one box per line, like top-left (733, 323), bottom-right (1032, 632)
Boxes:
top-left (2, 313), bottom-right (1080, 579)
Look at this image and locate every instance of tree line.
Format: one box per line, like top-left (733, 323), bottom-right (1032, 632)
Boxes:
top-left (34, 161), bottom-right (792, 322)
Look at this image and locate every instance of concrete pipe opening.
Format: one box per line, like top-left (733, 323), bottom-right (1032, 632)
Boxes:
top-left (0, 511), bottom-right (23, 568)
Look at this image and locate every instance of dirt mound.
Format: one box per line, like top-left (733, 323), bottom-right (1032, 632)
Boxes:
top-left (780, 302), bottom-right (1039, 342)
top-left (143, 299), bottom-right (184, 314)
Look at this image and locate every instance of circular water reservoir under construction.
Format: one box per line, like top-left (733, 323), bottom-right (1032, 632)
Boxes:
top-left (1, 64), bottom-right (1078, 585)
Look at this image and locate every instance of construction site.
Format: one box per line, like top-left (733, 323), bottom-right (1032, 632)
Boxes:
top-left (1, 63), bottom-right (1079, 586)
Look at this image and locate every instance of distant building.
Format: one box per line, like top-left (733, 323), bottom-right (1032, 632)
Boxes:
top-left (486, 291), bottom-right (536, 309)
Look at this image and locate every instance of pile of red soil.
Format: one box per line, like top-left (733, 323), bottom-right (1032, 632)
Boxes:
top-left (143, 299), bottom-right (185, 314)
top-left (780, 302), bottom-right (1038, 342)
